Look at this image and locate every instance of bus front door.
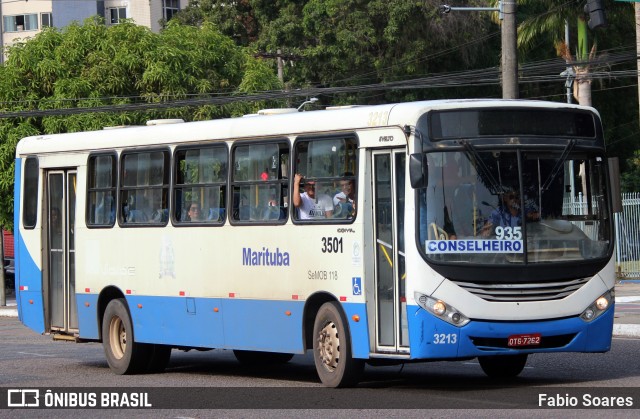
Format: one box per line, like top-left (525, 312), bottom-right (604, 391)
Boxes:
top-left (372, 150), bottom-right (408, 353)
top-left (46, 170), bottom-right (78, 334)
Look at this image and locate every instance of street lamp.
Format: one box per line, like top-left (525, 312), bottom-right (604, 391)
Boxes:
top-left (297, 97), bottom-right (318, 112)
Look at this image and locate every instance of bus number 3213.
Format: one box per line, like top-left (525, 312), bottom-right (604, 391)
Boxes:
top-left (321, 237), bottom-right (343, 253)
top-left (434, 333), bottom-right (457, 344)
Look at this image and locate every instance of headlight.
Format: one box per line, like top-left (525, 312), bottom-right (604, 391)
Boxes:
top-left (414, 292), bottom-right (470, 327)
top-left (580, 289), bottom-right (614, 322)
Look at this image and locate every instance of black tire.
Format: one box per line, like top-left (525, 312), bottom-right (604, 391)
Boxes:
top-left (101, 298), bottom-right (151, 375)
top-left (478, 354), bottom-right (528, 378)
top-left (313, 301), bottom-right (364, 387)
top-left (233, 350), bottom-right (294, 365)
top-left (146, 344), bottom-right (172, 373)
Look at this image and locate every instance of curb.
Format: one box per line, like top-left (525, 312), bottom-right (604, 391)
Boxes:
top-left (613, 324), bottom-right (640, 338)
top-left (0, 302), bottom-right (17, 318)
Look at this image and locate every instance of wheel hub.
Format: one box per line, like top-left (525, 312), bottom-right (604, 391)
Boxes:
top-left (109, 317), bottom-right (126, 360)
top-left (317, 321), bottom-right (340, 371)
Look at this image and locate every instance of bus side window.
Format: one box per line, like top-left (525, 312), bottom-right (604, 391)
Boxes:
top-left (293, 136), bottom-right (358, 222)
top-left (173, 145), bottom-right (228, 225)
top-left (87, 153), bottom-right (116, 227)
top-left (23, 157), bottom-right (39, 229)
top-left (119, 149), bottom-right (170, 226)
top-left (230, 140), bottom-right (289, 224)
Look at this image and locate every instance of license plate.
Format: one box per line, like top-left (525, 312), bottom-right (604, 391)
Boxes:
top-left (507, 333), bottom-right (541, 347)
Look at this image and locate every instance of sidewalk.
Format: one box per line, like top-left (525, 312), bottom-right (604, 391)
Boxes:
top-left (2, 282), bottom-right (640, 337)
top-left (0, 289), bottom-right (17, 318)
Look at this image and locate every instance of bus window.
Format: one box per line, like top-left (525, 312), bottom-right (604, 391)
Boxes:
top-left (119, 149), bottom-right (170, 226)
top-left (231, 141), bottom-right (289, 223)
top-left (174, 145), bottom-right (228, 224)
top-left (293, 136), bottom-right (358, 221)
top-left (23, 157), bottom-right (39, 229)
top-left (87, 153), bottom-right (116, 227)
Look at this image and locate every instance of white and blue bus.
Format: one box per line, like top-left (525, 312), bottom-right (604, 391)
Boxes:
top-left (13, 99), bottom-right (620, 387)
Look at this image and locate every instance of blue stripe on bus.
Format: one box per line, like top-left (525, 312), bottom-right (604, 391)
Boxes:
top-left (407, 303), bottom-right (614, 359)
top-left (76, 294), bottom-right (371, 356)
top-left (76, 293), bottom-right (100, 339)
top-left (13, 158), bottom-right (46, 334)
top-left (341, 302), bottom-right (370, 359)
top-left (14, 235), bottom-right (45, 333)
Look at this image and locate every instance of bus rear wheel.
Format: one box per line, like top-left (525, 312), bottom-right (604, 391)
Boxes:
top-left (313, 302), bottom-right (364, 387)
top-left (478, 354), bottom-right (528, 378)
top-left (102, 298), bottom-right (150, 375)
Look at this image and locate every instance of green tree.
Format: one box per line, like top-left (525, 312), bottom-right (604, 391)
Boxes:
top-left (621, 150), bottom-right (640, 192)
top-left (515, 0), bottom-right (632, 106)
top-left (175, 0), bottom-right (501, 104)
top-left (173, 0), bottom-right (260, 45)
top-left (263, 0), bottom-right (498, 103)
top-left (0, 17), bottom-right (281, 231)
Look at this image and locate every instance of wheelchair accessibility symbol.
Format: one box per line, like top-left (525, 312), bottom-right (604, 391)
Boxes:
top-left (352, 277), bottom-right (362, 296)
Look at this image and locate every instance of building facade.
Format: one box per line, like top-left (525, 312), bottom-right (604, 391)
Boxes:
top-left (1, 1), bottom-right (189, 61)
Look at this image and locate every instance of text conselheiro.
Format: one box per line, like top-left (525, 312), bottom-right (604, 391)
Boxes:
top-left (425, 239), bottom-right (523, 254)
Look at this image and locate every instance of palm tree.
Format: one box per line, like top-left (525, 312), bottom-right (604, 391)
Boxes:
top-left (515, 0), bottom-right (596, 105)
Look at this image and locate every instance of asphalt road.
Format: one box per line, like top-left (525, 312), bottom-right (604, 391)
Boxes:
top-left (1, 315), bottom-right (640, 417)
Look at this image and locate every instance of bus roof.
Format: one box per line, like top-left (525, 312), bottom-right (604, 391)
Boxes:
top-left (15, 99), bottom-right (596, 157)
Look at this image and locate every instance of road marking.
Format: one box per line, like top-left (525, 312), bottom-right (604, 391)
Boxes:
top-left (17, 351), bottom-right (54, 357)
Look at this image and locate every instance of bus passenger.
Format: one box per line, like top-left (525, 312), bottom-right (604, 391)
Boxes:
top-left (333, 175), bottom-right (356, 218)
top-left (187, 202), bottom-right (203, 222)
top-left (293, 173), bottom-right (333, 219)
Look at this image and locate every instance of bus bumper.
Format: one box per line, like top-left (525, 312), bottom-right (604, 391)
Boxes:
top-left (407, 303), bottom-right (614, 359)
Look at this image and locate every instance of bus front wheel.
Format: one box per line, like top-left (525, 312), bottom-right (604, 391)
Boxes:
top-left (102, 298), bottom-right (150, 375)
top-left (478, 354), bottom-right (528, 378)
top-left (312, 302), bottom-right (364, 387)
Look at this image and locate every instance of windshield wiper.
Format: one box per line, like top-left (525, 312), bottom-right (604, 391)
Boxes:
top-left (461, 140), bottom-right (502, 194)
top-left (540, 139), bottom-right (576, 193)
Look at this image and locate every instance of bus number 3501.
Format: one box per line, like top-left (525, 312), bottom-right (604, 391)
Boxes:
top-left (322, 237), bottom-right (343, 253)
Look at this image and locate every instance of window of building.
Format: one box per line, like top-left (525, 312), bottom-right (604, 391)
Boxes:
top-left (87, 153), bottom-right (117, 227)
top-left (3, 14), bottom-right (38, 32)
top-left (163, 0), bottom-right (180, 21)
top-left (41, 13), bottom-right (52, 28)
top-left (174, 145), bottom-right (228, 225)
top-left (119, 149), bottom-right (170, 226)
top-left (231, 141), bottom-right (289, 223)
top-left (108, 7), bottom-right (127, 25)
top-left (293, 136), bottom-right (358, 222)
top-left (23, 157), bottom-right (39, 229)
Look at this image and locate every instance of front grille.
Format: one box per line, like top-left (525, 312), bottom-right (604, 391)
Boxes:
top-left (451, 277), bottom-right (591, 302)
top-left (470, 334), bottom-right (576, 350)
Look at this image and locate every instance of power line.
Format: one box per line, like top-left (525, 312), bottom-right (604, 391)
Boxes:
top-left (0, 45), bottom-right (637, 119)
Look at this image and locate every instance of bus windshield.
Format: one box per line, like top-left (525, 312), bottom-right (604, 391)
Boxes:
top-left (418, 149), bottom-right (612, 265)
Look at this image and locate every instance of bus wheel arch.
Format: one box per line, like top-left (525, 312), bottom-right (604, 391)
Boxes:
top-left (312, 300), bottom-right (364, 387)
top-left (97, 286), bottom-right (126, 342)
top-left (303, 292), bottom-right (337, 351)
top-left (101, 296), bottom-right (151, 374)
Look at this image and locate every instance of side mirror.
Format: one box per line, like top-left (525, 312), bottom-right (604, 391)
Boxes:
top-left (608, 157), bottom-right (622, 213)
top-left (409, 153), bottom-right (428, 188)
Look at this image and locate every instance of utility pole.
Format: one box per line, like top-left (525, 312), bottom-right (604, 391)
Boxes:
top-left (440, 1), bottom-right (518, 99)
top-left (277, 49), bottom-right (284, 83)
top-left (501, 1), bottom-right (518, 99)
top-left (636, 3), bottom-right (640, 122)
top-left (254, 51), bottom-right (302, 84)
